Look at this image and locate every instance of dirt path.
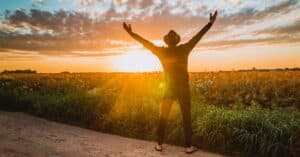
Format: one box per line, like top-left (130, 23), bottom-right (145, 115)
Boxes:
top-left (0, 111), bottom-right (225, 157)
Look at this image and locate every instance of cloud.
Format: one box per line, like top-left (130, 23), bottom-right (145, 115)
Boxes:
top-left (199, 36), bottom-right (300, 49)
top-left (219, 0), bottom-right (298, 27)
top-left (0, 0), bottom-right (300, 60)
top-left (0, 48), bottom-right (122, 59)
top-left (79, 0), bottom-right (101, 5)
top-left (4, 9), bottom-right (93, 34)
top-left (35, 0), bottom-right (45, 4)
top-left (254, 19), bottom-right (300, 35)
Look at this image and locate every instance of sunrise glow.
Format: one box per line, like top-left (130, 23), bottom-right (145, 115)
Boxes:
top-left (114, 52), bottom-right (160, 72)
top-left (0, 0), bottom-right (299, 72)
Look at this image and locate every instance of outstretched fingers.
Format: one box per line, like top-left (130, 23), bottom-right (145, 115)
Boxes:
top-left (123, 22), bottom-right (128, 30)
top-left (209, 10), bottom-right (218, 24)
top-left (213, 10), bottom-right (218, 18)
top-left (123, 22), bottom-right (132, 33)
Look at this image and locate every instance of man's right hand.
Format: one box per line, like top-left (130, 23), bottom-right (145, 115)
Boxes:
top-left (123, 22), bottom-right (133, 34)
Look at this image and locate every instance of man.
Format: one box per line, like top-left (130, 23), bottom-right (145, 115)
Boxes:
top-left (123, 11), bottom-right (217, 154)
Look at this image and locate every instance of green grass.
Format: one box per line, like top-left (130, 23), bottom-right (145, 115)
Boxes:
top-left (192, 105), bottom-right (299, 157)
top-left (0, 72), bottom-right (299, 157)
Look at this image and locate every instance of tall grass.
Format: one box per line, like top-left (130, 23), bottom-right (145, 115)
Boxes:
top-left (0, 72), bottom-right (299, 157)
top-left (192, 105), bottom-right (299, 157)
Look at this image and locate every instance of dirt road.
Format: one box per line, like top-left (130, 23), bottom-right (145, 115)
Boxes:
top-left (0, 111), bottom-right (225, 157)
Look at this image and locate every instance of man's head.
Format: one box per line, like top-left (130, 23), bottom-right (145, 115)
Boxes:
top-left (164, 30), bottom-right (180, 46)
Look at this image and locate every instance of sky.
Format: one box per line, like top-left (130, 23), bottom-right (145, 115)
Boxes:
top-left (0, 0), bottom-right (299, 72)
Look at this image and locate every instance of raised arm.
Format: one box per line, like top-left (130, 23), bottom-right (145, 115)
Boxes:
top-left (184, 11), bottom-right (217, 51)
top-left (123, 22), bottom-right (158, 53)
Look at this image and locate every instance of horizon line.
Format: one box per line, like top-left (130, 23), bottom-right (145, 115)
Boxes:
top-left (1, 67), bottom-right (300, 74)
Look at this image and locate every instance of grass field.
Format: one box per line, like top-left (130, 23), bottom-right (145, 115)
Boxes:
top-left (0, 71), bottom-right (299, 157)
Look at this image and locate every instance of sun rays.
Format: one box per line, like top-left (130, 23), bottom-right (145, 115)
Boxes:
top-left (114, 52), bottom-right (161, 72)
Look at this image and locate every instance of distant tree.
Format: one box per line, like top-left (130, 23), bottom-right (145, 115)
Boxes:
top-left (1, 69), bottom-right (37, 74)
top-left (230, 67), bottom-right (300, 72)
top-left (60, 71), bottom-right (70, 74)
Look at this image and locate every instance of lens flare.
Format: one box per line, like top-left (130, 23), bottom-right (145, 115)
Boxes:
top-left (114, 52), bottom-right (161, 72)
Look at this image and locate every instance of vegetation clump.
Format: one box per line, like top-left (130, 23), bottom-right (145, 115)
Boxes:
top-left (0, 71), bottom-right (299, 157)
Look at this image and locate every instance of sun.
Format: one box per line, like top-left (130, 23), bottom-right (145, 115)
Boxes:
top-left (115, 52), bottom-right (161, 72)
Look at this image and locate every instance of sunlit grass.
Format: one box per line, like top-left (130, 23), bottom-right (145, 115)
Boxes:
top-left (0, 71), bottom-right (299, 157)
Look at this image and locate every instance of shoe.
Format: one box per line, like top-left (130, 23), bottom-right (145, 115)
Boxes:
top-left (155, 144), bottom-right (163, 152)
top-left (185, 146), bottom-right (197, 154)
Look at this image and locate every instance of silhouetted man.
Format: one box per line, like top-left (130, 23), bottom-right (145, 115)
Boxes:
top-left (123, 11), bottom-right (217, 154)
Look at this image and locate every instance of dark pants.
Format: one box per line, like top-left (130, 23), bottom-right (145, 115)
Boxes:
top-left (157, 81), bottom-right (192, 147)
